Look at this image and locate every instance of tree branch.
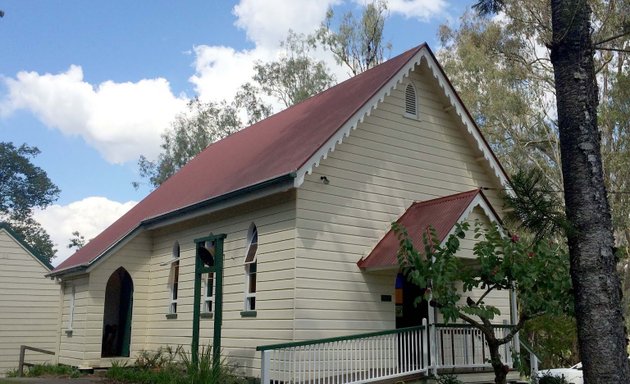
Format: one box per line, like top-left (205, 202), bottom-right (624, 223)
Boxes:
top-left (595, 47), bottom-right (630, 54)
top-left (496, 311), bottom-right (545, 345)
top-left (593, 30), bottom-right (630, 47)
top-left (475, 285), bottom-right (496, 307)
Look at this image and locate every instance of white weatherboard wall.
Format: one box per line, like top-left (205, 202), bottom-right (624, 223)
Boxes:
top-left (295, 61), bottom-right (506, 340)
top-left (55, 192), bottom-right (296, 376)
top-left (146, 192), bottom-right (297, 377)
top-left (0, 228), bottom-right (60, 375)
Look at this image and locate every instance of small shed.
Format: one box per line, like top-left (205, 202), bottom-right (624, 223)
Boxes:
top-left (0, 223), bottom-right (60, 375)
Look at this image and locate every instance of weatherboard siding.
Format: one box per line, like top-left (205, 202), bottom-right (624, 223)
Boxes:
top-left (57, 276), bottom-right (90, 366)
top-left (144, 192), bottom-right (297, 376)
top-left (0, 229), bottom-right (59, 375)
top-left (295, 67), bottom-right (505, 339)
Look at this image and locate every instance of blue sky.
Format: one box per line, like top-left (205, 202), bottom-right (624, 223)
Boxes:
top-left (0, 0), bottom-right (476, 264)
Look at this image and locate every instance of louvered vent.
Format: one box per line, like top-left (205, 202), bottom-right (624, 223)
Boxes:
top-left (405, 83), bottom-right (417, 116)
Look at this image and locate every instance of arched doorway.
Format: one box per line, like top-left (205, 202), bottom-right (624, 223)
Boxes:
top-left (101, 267), bottom-right (134, 357)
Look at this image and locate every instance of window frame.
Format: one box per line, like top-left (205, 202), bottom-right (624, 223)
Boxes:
top-left (167, 241), bottom-right (181, 316)
top-left (243, 223), bottom-right (258, 313)
top-left (65, 284), bottom-right (76, 334)
top-left (203, 271), bottom-right (215, 314)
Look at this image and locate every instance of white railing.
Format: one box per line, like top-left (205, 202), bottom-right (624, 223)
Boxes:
top-left (434, 324), bottom-right (513, 371)
top-left (258, 321), bottom-right (517, 384)
top-left (258, 319), bottom-right (429, 384)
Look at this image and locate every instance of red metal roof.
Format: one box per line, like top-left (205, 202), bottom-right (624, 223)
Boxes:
top-left (53, 45), bottom-right (427, 274)
top-left (357, 189), bottom-right (485, 270)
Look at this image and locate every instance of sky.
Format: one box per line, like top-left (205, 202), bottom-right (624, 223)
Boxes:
top-left (0, 0), bottom-right (476, 265)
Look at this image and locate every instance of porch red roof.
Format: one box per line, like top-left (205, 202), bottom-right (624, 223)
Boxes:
top-left (357, 189), bottom-right (484, 270)
top-left (52, 45), bottom-right (427, 274)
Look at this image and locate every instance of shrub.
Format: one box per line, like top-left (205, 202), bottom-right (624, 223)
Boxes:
top-left (437, 374), bottom-right (464, 384)
top-left (533, 373), bottom-right (570, 384)
top-left (179, 345), bottom-right (245, 384)
top-left (6, 363), bottom-right (81, 378)
top-left (106, 345), bottom-right (245, 384)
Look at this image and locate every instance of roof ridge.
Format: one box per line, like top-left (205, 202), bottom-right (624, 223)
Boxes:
top-left (412, 188), bottom-right (480, 206)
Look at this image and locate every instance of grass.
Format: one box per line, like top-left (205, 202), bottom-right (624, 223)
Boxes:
top-left (2, 345), bottom-right (246, 384)
top-left (105, 345), bottom-right (246, 384)
top-left (5, 363), bottom-right (82, 378)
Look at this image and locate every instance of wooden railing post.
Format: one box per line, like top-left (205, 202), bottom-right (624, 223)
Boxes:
top-left (18, 345), bottom-right (26, 377)
top-left (18, 345), bottom-right (55, 377)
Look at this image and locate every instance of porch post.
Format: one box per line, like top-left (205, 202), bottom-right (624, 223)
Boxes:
top-left (510, 287), bottom-right (520, 363)
top-left (428, 297), bottom-right (437, 376)
top-left (421, 318), bottom-right (428, 371)
top-left (261, 350), bottom-right (270, 384)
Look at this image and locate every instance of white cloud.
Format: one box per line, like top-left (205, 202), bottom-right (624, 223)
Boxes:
top-left (387, 0), bottom-right (447, 20)
top-left (1, 65), bottom-right (187, 164)
top-left (189, 45), bottom-right (270, 103)
top-left (34, 197), bottom-right (137, 266)
top-left (359, 0), bottom-right (447, 20)
top-left (233, 0), bottom-right (340, 49)
top-left (191, 0), bottom-right (346, 104)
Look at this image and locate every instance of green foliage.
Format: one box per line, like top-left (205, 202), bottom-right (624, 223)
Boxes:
top-left (134, 345), bottom-right (181, 370)
top-left (436, 373), bottom-right (464, 384)
top-left (67, 230), bottom-right (86, 250)
top-left (136, 99), bottom-right (242, 188)
top-left (396, 219), bottom-right (572, 324)
top-left (0, 143), bottom-right (60, 216)
top-left (0, 142), bottom-right (60, 262)
top-left (137, 30), bottom-right (336, 189)
top-left (106, 345), bottom-right (245, 384)
top-left (533, 373), bottom-right (570, 384)
top-left (318, 0), bottom-right (391, 75)
top-left (7, 363), bottom-right (81, 378)
top-left (502, 169), bottom-right (568, 241)
top-left (251, 31), bottom-right (335, 108)
top-left (395, 216), bottom-right (572, 384)
top-left (524, 315), bottom-right (579, 369)
top-left (179, 345), bottom-right (245, 384)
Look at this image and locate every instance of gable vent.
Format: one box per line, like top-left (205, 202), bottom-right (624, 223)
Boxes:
top-left (405, 83), bottom-right (417, 116)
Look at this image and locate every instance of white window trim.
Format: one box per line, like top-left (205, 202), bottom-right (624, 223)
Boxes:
top-left (168, 242), bottom-right (180, 315)
top-left (203, 272), bottom-right (215, 314)
top-left (244, 224), bottom-right (258, 311)
top-left (65, 284), bottom-right (76, 334)
top-left (169, 260), bottom-right (179, 315)
top-left (244, 262), bottom-right (257, 311)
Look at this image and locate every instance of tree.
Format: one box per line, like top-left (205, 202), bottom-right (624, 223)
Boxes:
top-left (68, 230), bottom-right (86, 250)
top-left (548, 2), bottom-right (629, 382)
top-left (137, 31), bottom-right (336, 189)
top-left (318, 0), bottom-right (391, 75)
top-left (136, 99), bottom-right (242, 188)
top-left (0, 142), bottom-right (60, 262)
top-left (472, 0), bottom-right (630, 382)
top-left (395, 221), bottom-right (572, 384)
top-left (249, 31), bottom-right (335, 108)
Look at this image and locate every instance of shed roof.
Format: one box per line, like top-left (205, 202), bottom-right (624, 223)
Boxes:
top-left (0, 222), bottom-right (53, 271)
top-left (357, 189), bottom-right (498, 270)
top-left (52, 43), bottom-right (508, 276)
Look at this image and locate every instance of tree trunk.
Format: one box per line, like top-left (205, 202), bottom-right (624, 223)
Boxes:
top-left (487, 338), bottom-right (508, 384)
top-left (550, 1), bottom-right (629, 383)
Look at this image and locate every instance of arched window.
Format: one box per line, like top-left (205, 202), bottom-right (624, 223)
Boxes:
top-left (244, 223), bottom-right (258, 312)
top-left (169, 242), bottom-right (180, 315)
top-left (404, 83), bottom-right (417, 117)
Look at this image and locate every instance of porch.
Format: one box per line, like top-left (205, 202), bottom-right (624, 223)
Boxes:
top-left (257, 320), bottom-right (521, 384)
